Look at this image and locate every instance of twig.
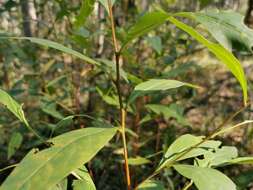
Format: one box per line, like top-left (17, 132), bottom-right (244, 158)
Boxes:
top-left (182, 180), bottom-right (193, 190)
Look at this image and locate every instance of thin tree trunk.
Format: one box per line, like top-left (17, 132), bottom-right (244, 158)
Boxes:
top-left (141, 0), bottom-right (148, 11)
top-left (245, 0), bottom-right (253, 28)
top-left (21, 0), bottom-right (37, 36)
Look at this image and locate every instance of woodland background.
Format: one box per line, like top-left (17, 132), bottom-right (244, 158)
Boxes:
top-left (1, 0), bottom-right (253, 189)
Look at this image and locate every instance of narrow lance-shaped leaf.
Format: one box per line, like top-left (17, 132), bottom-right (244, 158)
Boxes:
top-left (8, 132), bottom-right (23, 159)
top-left (0, 89), bottom-right (29, 126)
top-left (166, 15), bottom-right (248, 105)
top-left (0, 89), bottom-right (43, 141)
top-left (75, 0), bottom-right (96, 28)
top-left (0, 37), bottom-right (100, 66)
top-left (122, 11), bottom-right (169, 50)
top-left (134, 79), bottom-right (199, 91)
top-left (176, 11), bottom-right (253, 53)
top-left (128, 79), bottom-right (199, 105)
top-left (137, 180), bottom-right (166, 190)
top-left (174, 164), bottom-right (236, 190)
top-left (0, 127), bottom-right (118, 190)
top-left (127, 157), bottom-right (151, 166)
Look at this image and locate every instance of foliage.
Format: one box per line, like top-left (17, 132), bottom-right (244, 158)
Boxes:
top-left (0, 0), bottom-right (253, 190)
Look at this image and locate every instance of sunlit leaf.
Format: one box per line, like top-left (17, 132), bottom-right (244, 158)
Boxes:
top-left (128, 157), bottom-right (151, 166)
top-left (1, 127), bottom-right (117, 190)
top-left (0, 37), bottom-right (100, 65)
top-left (137, 180), bottom-right (165, 190)
top-left (166, 15), bottom-right (248, 105)
top-left (128, 79), bottom-right (198, 105)
top-left (177, 11), bottom-right (253, 52)
top-left (197, 146), bottom-right (238, 167)
top-left (157, 134), bottom-right (221, 170)
top-left (134, 79), bottom-right (199, 91)
top-left (174, 164), bottom-right (236, 190)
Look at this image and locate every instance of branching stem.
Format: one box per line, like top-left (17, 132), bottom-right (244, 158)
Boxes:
top-left (107, 0), bottom-right (131, 189)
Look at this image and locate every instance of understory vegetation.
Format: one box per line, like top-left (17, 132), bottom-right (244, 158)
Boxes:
top-left (1, 0), bottom-right (253, 189)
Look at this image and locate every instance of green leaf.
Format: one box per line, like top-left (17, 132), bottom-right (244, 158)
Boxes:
top-left (146, 104), bottom-right (189, 125)
top-left (134, 79), bottom-right (199, 91)
top-left (41, 103), bottom-right (64, 120)
top-left (157, 134), bottom-right (221, 170)
top-left (128, 79), bottom-right (198, 105)
top-left (122, 11), bottom-right (168, 50)
top-left (73, 27), bottom-right (90, 38)
top-left (1, 37), bottom-right (99, 65)
top-left (45, 75), bottom-right (67, 88)
top-left (166, 15), bottom-right (248, 105)
top-left (97, 58), bottom-right (129, 82)
top-left (177, 11), bottom-right (253, 53)
top-left (146, 36), bottom-right (163, 54)
top-left (0, 89), bottom-right (42, 140)
top-left (197, 146), bottom-right (238, 167)
top-left (0, 89), bottom-right (29, 126)
top-left (174, 164), bottom-right (236, 190)
top-left (128, 157), bottom-right (151, 166)
top-left (137, 180), bottom-right (165, 190)
top-left (75, 0), bottom-right (96, 28)
top-left (98, 0), bottom-right (116, 13)
top-left (72, 181), bottom-right (95, 190)
top-left (72, 167), bottom-right (96, 190)
top-left (96, 87), bottom-right (119, 107)
top-left (1, 127), bottom-right (117, 190)
top-left (7, 132), bottom-right (23, 159)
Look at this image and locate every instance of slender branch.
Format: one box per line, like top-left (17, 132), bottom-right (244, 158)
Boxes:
top-left (107, 0), bottom-right (131, 189)
top-left (182, 180), bottom-right (193, 190)
top-left (0, 164), bottom-right (18, 173)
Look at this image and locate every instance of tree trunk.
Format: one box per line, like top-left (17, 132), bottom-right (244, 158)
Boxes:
top-left (21, 0), bottom-right (37, 36)
top-left (245, 0), bottom-right (253, 28)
